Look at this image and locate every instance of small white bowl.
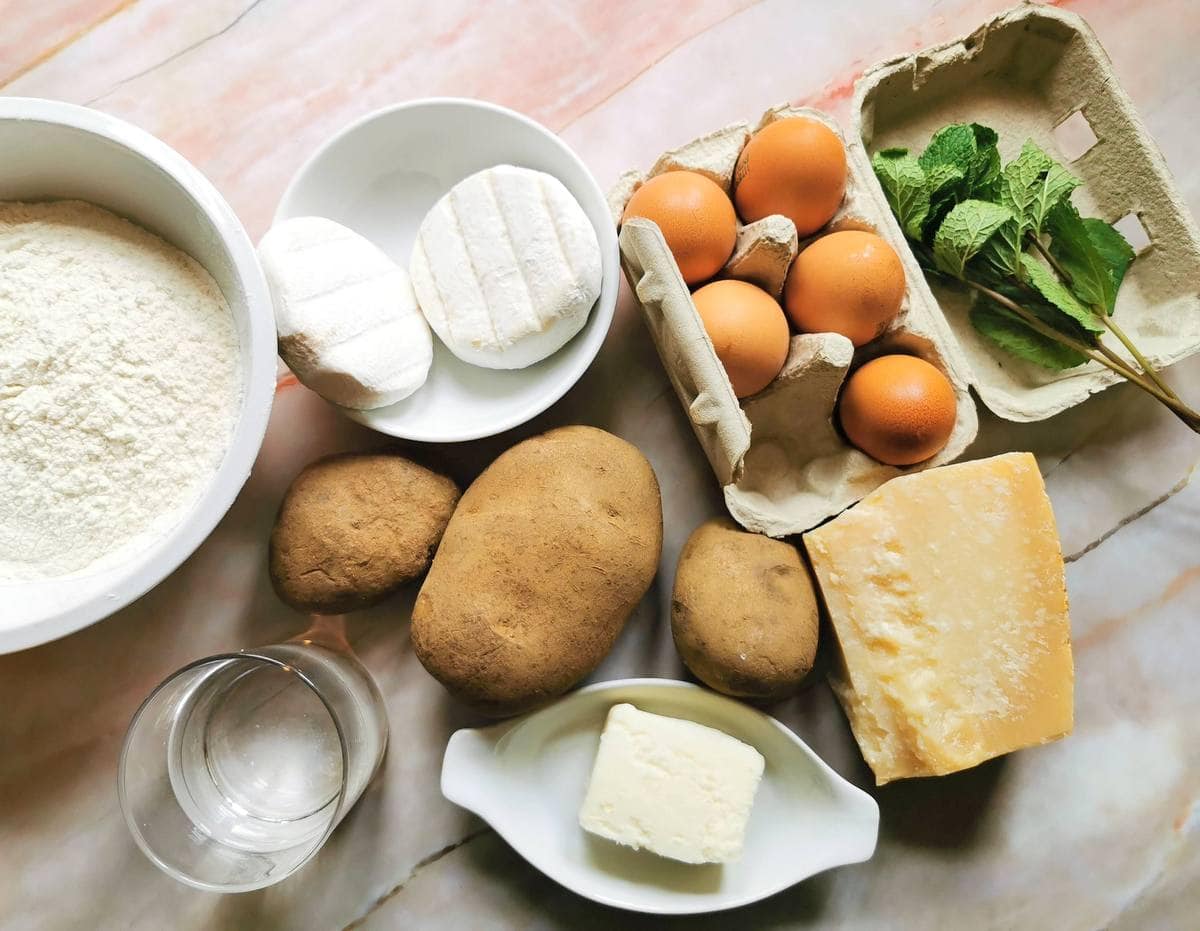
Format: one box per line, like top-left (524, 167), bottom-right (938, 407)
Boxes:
top-left (0, 98), bottom-right (276, 654)
top-left (274, 98), bottom-right (619, 443)
top-left (441, 678), bottom-right (879, 915)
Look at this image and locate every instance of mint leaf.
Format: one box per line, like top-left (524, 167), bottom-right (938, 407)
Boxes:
top-left (1019, 253), bottom-right (1105, 334)
top-left (974, 141), bottom-right (1078, 280)
top-left (1047, 200), bottom-right (1128, 313)
top-left (919, 124), bottom-right (977, 175)
top-left (969, 124), bottom-right (1002, 199)
top-left (970, 124), bottom-right (999, 150)
top-left (926, 162), bottom-right (965, 196)
top-left (971, 300), bottom-right (1089, 370)
top-left (991, 140), bottom-right (1077, 235)
top-left (975, 142), bottom-right (1048, 278)
top-left (921, 162), bottom-right (967, 239)
top-left (932, 200), bottom-right (1013, 278)
top-left (872, 149), bottom-right (931, 240)
top-left (999, 141), bottom-right (1053, 222)
top-left (977, 217), bottom-right (1024, 278)
top-left (1081, 217), bottom-right (1135, 310)
top-left (1029, 161), bottom-right (1080, 235)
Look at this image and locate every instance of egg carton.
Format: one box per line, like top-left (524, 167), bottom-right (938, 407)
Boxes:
top-left (615, 106), bottom-right (978, 537)
top-left (854, 2), bottom-right (1200, 421)
top-left (614, 3), bottom-right (1200, 537)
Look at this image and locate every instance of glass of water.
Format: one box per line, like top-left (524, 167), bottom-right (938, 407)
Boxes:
top-left (118, 621), bottom-right (388, 892)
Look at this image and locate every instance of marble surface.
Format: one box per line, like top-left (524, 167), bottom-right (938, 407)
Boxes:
top-left (2, 0), bottom-right (1198, 928)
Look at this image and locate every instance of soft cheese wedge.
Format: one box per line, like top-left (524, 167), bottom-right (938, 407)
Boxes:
top-left (410, 165), bottom-right (602, 369)
top-left (578, 703), bottom-right (764, 864)
top-left (259, 217), bottom-right (433, 410)
top-left (803, 452), bottom-right (1074, 785)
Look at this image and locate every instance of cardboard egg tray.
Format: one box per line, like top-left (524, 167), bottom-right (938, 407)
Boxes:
top-left (613, 3), bottom-right (1200, 537)
top-left (614, 108), bottom-right (979, 537)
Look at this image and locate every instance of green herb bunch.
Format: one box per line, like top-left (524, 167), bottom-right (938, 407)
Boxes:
top-left (872, 123), bottom-right (1199, 431)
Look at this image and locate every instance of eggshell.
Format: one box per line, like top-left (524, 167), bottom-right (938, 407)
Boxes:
top-left (733, 117), bottom-right (847, 236)
top-left (692, 280), bottom-right (789, 398)
top-left (838, 355), bottom-right (957, 466)
top-left (622, 171), bottom-right (737, 285)
top-left (784, 230), bottom-right (905, 347)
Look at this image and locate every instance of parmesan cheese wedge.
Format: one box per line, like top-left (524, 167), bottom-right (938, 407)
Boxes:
top-left (259, 217), bottom-right (433, 410)
top-left (803, 452), bottom-right (1074, 785)
top-left (410, 165), bottom-right (602, 370)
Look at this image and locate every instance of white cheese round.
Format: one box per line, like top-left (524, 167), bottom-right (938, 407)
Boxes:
top-left (259, 216), bottom-right (433, 410)
top-left (410, 165), bottom-right (602, 370)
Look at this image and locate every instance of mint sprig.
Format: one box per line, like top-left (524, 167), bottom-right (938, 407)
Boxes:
top-left (871, 148), bottom-right (932, 240)
top-left (1046, 200), bottom-right (1133, 314)
top-left (872, 122), bottom-right (1199, 431)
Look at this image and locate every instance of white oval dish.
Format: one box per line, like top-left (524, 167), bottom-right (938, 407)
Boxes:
top-left (0, 98), bottom-right (276, 654)
top-left (275, 98), bottom-right (619, 443)
top-left (441, 678), bottom-right (879, 915)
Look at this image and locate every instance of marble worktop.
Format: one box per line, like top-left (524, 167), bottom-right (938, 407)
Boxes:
top-left (2, 1), bottom-right (1198, 928)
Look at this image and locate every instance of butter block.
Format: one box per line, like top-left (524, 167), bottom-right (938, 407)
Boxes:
top-left (578, 703), bottom-right (764, 864)
top-left (803, 452), bottom-right (1074, 785)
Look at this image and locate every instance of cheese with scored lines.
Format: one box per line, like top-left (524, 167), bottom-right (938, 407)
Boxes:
top-left (259, 216), bottom-right (433, 410)
top-left (410, 164), bottom-right (602, 369)
top-left (803, 452), bottom-right (1074, 785)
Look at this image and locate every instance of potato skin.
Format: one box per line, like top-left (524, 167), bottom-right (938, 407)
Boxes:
top-left (412, 426), bottom-right (662, 717)
top-left (672, 518), bottom-right (819, 701)
top-left (269, 452), bottom-right (460, 614)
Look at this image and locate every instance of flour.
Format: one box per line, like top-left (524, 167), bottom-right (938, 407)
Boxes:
top-left (0, 200), bottom-right (241, 580)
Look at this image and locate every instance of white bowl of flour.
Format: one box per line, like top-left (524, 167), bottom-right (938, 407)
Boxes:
top-left (0, 98), bottom-right (275, 653)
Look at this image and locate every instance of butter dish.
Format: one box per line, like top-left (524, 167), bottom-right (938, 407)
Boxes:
top-left (440, 678), bottom-right (879, 915)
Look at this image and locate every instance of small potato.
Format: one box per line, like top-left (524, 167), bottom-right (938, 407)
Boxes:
top-left (672, 517), bottom-right (819, 701)
top-left (270, 451), bottom-right (460, 614)
top-left (412, 425), bottom-right (662, 717)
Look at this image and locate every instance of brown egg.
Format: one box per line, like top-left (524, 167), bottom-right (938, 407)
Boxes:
top-left (622, 171), bottom-right (738, 285)
top-left (733, 117), bottom-right (847, 236)
top-left (838, 355), bottom-right (957, 466)
top-left (692, 280), bottom-right (790, 398)
top-left (784, 230), bottom-right (905, 347)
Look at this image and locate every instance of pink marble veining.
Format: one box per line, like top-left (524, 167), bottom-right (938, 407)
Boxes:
top-left (1, 1), bottom-right (1198, 929)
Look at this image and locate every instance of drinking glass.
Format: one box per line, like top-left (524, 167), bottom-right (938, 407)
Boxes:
top-left (118, 620), bottom-right (388, 892)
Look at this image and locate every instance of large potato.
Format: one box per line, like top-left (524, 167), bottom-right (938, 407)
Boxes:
top-left (672, 517), bottom-right (819, 701)
top-left (412, 426), bottom-right (662, 716)
top-left (270, 452), bottom-right (459, 614)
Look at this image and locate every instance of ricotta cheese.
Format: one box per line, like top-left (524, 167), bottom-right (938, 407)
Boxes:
top-left (410, 165), bottom-right (602, 369)
top-left (578, 703), bottom-right (764, 864)
top-left (259, 217), bottom-right (432, 410)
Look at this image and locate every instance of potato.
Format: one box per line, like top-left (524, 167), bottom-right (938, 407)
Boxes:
top-left (672, 517), bottom-right (819, 701)
top-left (412, 425), bottom-right (662, 716)
top-left (270, 451), bottom-right (460, 614)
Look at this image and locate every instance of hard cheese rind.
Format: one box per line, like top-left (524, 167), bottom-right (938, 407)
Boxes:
top-left (578, 703), bottom-right (764, 864)
top-left (411, 164), bottom-right (602, 370)
top-left (803, 452), bottom-right (1074, 785)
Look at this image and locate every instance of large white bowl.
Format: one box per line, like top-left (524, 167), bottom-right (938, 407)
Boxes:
top-left (274, 98), bottom-right (619, 443)
top-left (0, 98), bottom-right (276, 654)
